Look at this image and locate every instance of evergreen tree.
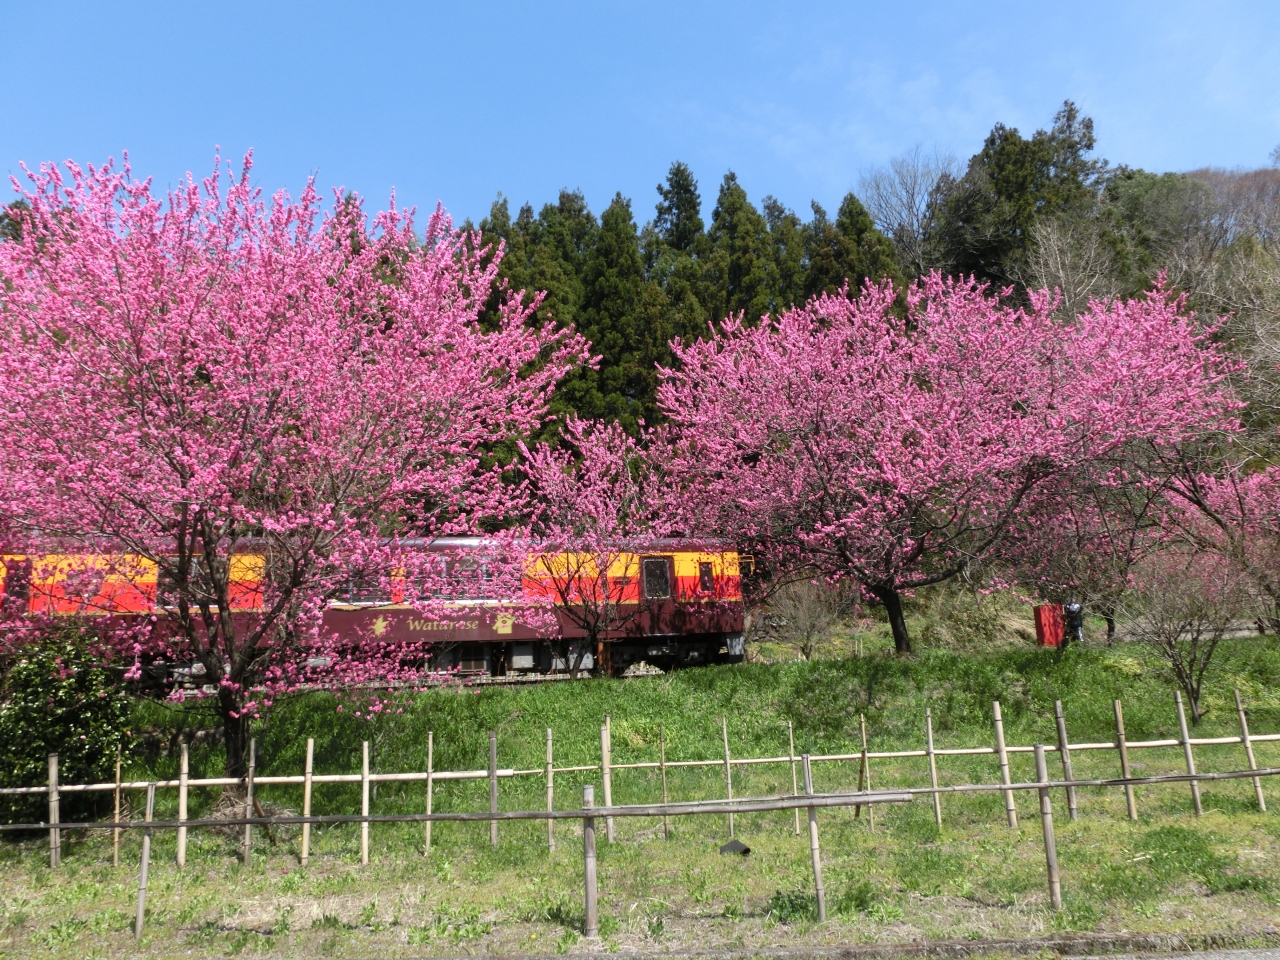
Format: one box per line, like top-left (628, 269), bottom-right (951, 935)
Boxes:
top-left (1099, 169), bottom-right (1215, 294)
top-left (478, 190), bottom-right (596, 333)
top-left (654, 161), bottom-right (705, 255)
top-left (763, 196), bottom-right (807, 311)
top-left (705, 172), bottom-right (776, 323)
top-left (0, 200), bottom-right (28, 243)
top-left (926, 101), bottom-right (1107, 285)
top-left (803, 192), bottom-right (903, 299)
top-left (556, 193), bottom-right (668, 432)
top-left (647, 162), bottom-right (710, 340)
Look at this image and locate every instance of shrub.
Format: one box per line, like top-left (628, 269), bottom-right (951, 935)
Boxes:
top-left (0, 624), bottom-right (133, 826)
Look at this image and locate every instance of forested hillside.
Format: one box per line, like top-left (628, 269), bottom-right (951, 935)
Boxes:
top-left (471, 101), bottom-right (1280, 440)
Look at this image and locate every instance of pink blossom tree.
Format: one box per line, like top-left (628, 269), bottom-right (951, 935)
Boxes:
top-left (1166, 464), bottom-right (1280, 634)
top-left (519, 417), bottom-right (658, 677)
top-left (0, 154), bottom-right (586, 775)
top-left (1007, 475), bottom-right (1164, 642)
top-left (658, 277), bottom-right (1238, 654)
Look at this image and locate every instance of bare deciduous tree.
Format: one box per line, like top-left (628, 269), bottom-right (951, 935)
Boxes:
top-left (764, 577), bottom-right (852, 660)
top-left (859, 147), bottom-right (959, 278)
top-left (1124, 552), bottom-right (1250, 723)
top-left (1018, 217), bottom-right (1120, 317)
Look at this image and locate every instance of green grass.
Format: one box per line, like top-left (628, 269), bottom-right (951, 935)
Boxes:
top-left (2, 635), bottom-right (1280, 957)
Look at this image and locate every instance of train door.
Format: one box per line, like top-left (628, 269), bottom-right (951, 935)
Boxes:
top-left (641, 555), bottom-right (675, 635)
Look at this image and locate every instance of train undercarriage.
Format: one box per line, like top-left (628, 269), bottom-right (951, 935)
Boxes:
top-left (431, 632), bottom-right (746, 678)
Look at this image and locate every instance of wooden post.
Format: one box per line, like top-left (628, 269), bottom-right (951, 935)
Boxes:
top-left (659, 723), bottom-right (670, 840)
top-left (992, 701), bottom-right (1018, 828)
top-left (1235, 689), bottom-right (1266, 812)
top-left (545, 728), bottom-right (554, 851)
top-left (134, 782), bottom-right (155, 940)
top-left (925, 708), bottom-right (942, 827)
top-left (301, 738), bottom-right (314, 865)
top-left (1053, 700), bottom-right (1078, 822)
top-left (1174, 692), bottom-right (1202, 816)
top-left (360, 740), bottom-right (370, 865)
top-left (243, 738), bottom-right (256, 865)
top-left (722, 717), bottom-right (735, 838)
top-left (802, 755), bottom-right (826, 923)
top-left (857, 714), bottom-right (874, 829)
top-left (488, 730), bottom-right (498, 848)
top-left (113, 744), bottom-right (122, 868)
top-left (600, 721), bottom-right (614, 843)
top-left (1113, 699), bottom-right (1137, 820)
top-left (1034, 744), bottom-right (1062, 911)
top-left (582, 785), bottom-right (598, 938)
top-left (47, 753), bottom-right (60, 868)
top-left (787, 721), bottom-right (800, 835)
top-left (424, 732), bottom-right (434, 856)
top-left (177, 742), bottom-right (189, 867)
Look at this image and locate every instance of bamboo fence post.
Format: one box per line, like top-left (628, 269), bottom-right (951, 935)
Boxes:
top-left (301, 738), bottom-right (314, 866)
top-left (1235, 689), bottom-right (1266, 811)
top-left (1174, 692), bottom-right (1203, 816)
top-left (488, 731), bottom-right (498, 848)
top-left (857, 714), bottom-right (874, 829)
top-left (1034, 744), bottom-right (1062, 911)
top-left (1111, 701), bottom-right (1141, 819)
top-left (177, 742), bottom-right (189, 867)
top-left (992, 701), bottom-right (1018, 828)
top-left (600, 721), bottom-right (615, 843)
top-left (47, 753), bottom-right (60, 868)
top-left (722, 717), bottom-right (735, 838)
top-left (787, 720), bottom-right (800, 835)
top-left (925, 708), bottom-right (942, 827)
top-left (1113, 700), bottom-right (1138, 820)
top-left (424, 732), bottom-right (434, 856)
top-left (545, 728), bottom-right (554, 851)
top-left (1053, 700), bottom-right (1078, 821)
top-left (134, 782), bottom-right (155, 940)
top-left (113, 744), bottom-right (122, 867)
top-left (583, 785), bottom-right (598, 938)
top-left (659, 723), bottom-right (670, 840)
top-left (802, 754), bottom-right (826, 923)
top-left (243, 738), bottom-right (256, 865)
top-left (360, 740), bottom-right (370, 865)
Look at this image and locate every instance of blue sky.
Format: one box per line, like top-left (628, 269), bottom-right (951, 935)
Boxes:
top-left (3, 1), bottom-right (1278, 227)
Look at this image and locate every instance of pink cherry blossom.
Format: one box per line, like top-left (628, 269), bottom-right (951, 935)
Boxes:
top-left (0, 152), bottom-right (587, 775)
top-left (657, 276), bottom-right (1239, 653)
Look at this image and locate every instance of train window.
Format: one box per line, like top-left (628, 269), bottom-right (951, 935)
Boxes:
top-left (699, 562), bottom-right (714, 593)
top-left (642, 557), bottom-right (671, 599)
top-left (342, 577), bottom-right (390, 605)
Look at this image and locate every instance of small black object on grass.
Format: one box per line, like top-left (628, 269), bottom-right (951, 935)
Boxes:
top-left (720, 839), bottom-right (750, 856)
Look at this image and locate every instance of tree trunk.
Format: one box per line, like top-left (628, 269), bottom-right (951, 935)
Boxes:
top-left (870, 585), bottom-right (912, 655)
top-left (219, 687), bottom-right (249, 780)
top-left (1105, 614), bottom-right (1116, 644)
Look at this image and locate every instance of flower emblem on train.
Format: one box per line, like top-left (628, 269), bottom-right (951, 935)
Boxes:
top-left (371, 616), bottom-right (389, 637)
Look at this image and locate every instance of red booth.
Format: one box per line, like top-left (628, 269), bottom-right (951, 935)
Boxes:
top-left (1033, 604), bottom-right (1065, 648)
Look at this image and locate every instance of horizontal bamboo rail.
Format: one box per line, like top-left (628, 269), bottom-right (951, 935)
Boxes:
top-left (6, 733), bottom-right (1276, 796)
top-left (7, 766), bottom-right (1277, 834)
top-left (0, 787), bottom-right (918, 831)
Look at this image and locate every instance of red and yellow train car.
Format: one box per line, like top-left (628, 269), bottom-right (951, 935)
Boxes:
top-left (0, 538), bottom-right (746, 677)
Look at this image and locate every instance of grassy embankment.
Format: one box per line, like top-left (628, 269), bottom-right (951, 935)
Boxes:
top-left (2, 620), bottom-right (1279, 958)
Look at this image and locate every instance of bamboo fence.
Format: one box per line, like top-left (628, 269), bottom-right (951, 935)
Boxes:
top-left (2, 688), bottom-right (1277, 939)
